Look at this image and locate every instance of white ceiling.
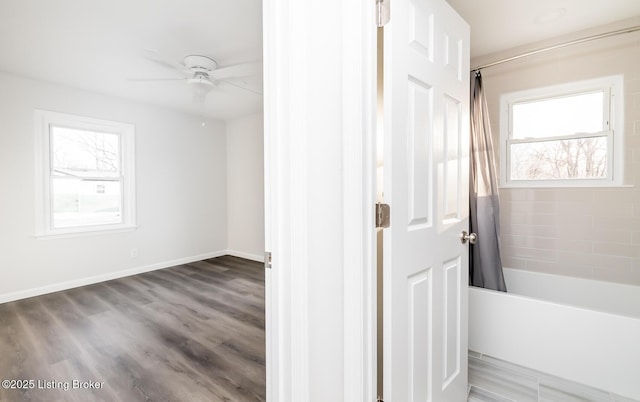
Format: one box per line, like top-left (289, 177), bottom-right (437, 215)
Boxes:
top-left (0, 0), bottom-right (263, 121)
top-left (446, 0), bottom-right (640, 59)
top-left (3, 1), bottom-right (639, 121)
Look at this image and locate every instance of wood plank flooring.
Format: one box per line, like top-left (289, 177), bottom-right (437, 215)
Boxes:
top-left (0, 255), bottom-right (265, 402)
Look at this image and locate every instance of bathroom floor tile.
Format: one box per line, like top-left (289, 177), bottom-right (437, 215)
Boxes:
top-left (469, 350), bottom-right (483, 359)
top-left (468, 386), bottom-right (517, 402)
top-left (612, 393), bottom-right (640, 402)
top-left (478, 354), bottom-right (548, 380)
top-left (468, 352), bottom-right (639, 402)
top-left (468, 356), bottom-right (538, 402)
top-left (539, 377), bottom-right (613, 402)
top-left (536, 369), bottom-right (618, 402)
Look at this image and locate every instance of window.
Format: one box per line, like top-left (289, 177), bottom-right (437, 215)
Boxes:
top-left (35, 110), bottom-right (136, 237)
top-left (499, 75), bottom-right (624, 187)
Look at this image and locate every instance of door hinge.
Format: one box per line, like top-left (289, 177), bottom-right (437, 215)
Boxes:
top-left (264, 251), bottom-right (272, 269)
top-left (376, 202), bottom-right (390, 228)
top-left (376, 0), bottom-right (389, 27)
top-left (377, 397), bottom-right (384, 402)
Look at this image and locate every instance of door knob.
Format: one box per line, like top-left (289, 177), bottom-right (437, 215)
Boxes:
top-left (460, 231), bottom-right (477, 244)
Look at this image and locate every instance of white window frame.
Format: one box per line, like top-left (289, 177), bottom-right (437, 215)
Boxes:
top-left (35, 110), bottom-right (136, 238)
top-left (499, 75), bottom-right (624, 188)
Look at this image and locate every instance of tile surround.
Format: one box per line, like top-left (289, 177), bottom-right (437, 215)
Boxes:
top-left (476, 18), bottom-right (640, 286)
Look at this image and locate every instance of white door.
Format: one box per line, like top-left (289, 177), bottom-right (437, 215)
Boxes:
top-left (383, 0), bottom-right (470, 400)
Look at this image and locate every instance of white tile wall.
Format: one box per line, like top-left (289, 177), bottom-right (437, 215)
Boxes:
top-left (473, 16), bottom-right (640, 286)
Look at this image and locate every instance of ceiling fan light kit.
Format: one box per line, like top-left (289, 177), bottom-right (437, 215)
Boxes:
top-left (188, 73), bottom-right (216, 87)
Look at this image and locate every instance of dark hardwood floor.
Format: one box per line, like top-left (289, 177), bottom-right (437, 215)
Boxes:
top-left (0, 256), bottom-right (265, 402)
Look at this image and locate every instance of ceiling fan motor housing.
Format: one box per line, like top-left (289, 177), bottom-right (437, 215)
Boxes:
top-left (184, 55), bottom-right (217, 73)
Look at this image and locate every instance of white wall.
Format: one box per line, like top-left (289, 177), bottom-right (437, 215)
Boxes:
top-left (226, 113), bottom-right (265, 261)
top-left (0, 72), bottom-right (228, 302)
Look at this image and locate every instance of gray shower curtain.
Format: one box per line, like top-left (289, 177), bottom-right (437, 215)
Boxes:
top-left (469, 71), bottom-right (507, 291)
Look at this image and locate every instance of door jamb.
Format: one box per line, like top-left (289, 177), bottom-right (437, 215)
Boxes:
top-left (341, 1), bottom-right (378, 401)
top-left (263, 0), bottom-right (378, 400)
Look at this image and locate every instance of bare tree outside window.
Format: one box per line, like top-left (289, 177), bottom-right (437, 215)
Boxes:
top-left (52, 127), bottom-right (120, 176)
top-left (50, 126), bottom-right (122, 228)
top-left (510, 136), bottom-right (607, 180)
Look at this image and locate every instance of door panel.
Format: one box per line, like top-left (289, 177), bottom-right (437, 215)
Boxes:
top-left (443, 94), bottom-right (462, 222)
top-left (408, 268), bottom-right (432, 401)
top-left (383, 0), bottom-right (470, 400)
top-left (443, 257), bottom-right (462, 386)
top-left (407, 77), bottom-right (433, 228)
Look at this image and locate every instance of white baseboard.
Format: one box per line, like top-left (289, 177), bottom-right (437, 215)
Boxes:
top-left (225, 249), bottom-right (264, 263)
top-left (0, 250), bottom-right (228, 304)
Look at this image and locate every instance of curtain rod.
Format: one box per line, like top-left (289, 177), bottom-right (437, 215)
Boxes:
top-left (471, 25), bottom-right (640, 72)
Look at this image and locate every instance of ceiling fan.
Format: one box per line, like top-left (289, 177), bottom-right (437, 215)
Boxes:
top-left (130, 52), bottom-right (262, 102)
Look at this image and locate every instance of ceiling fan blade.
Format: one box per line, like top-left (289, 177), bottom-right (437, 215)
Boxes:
top-left (209, 61), bottom-right (261, 80)
top-left (127, 77), bottom-right (187, 82)
top-left (219, 79), bottom-right (263, 95)
top-left (142, 49), bottom-right (188, 73)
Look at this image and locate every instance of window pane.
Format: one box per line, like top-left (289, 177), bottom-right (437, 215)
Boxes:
top-left (51, 126), bottom-right (120, 178)
top-left (510, 136), bottom-right (607, 181)
top-left (52, 178), bottom-right (122, 228)
top-left (512, 91), bottom-right (604, 139)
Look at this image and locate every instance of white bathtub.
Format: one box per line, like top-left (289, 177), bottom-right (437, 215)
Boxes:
top-left (469, 268), bottom-right (640, 400)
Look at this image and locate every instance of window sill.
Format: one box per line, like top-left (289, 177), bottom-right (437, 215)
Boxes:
top-left (499, 183), bottom-right (634, 190)
top-left (35, 224), bottom-right (138, 240)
